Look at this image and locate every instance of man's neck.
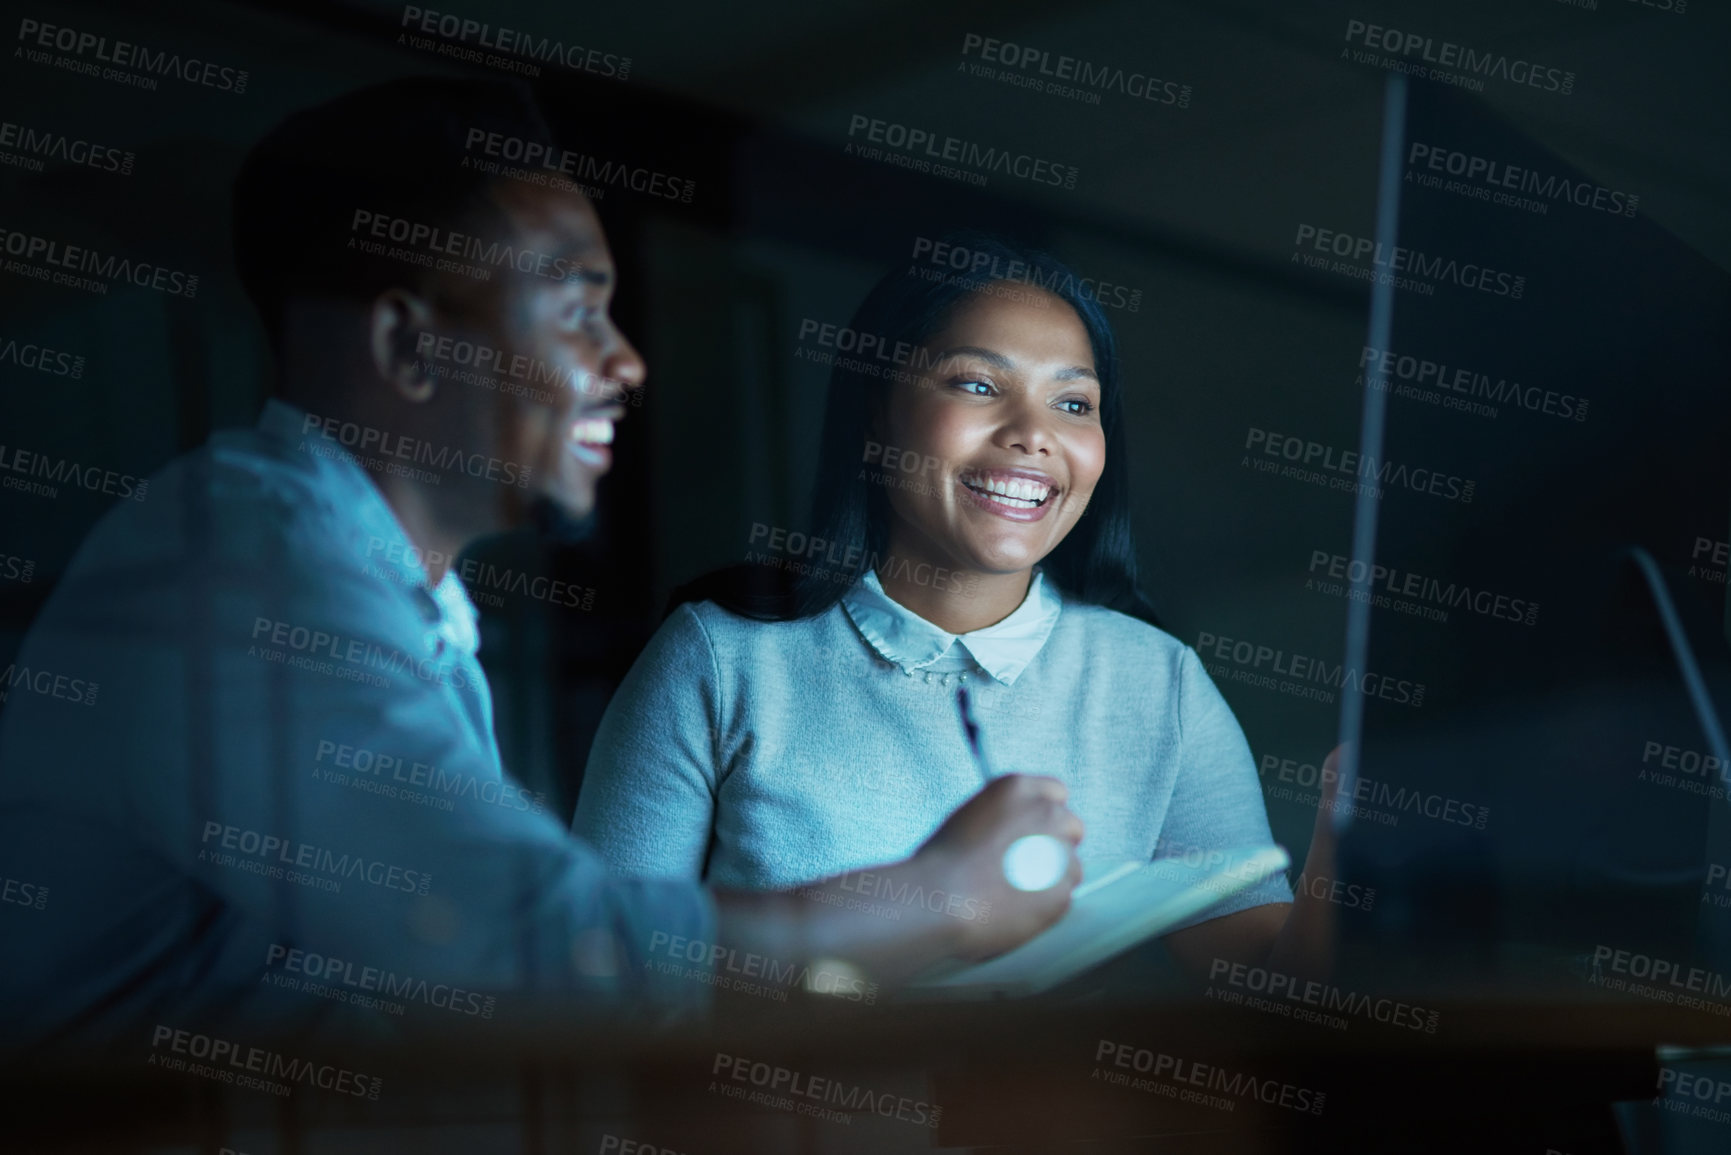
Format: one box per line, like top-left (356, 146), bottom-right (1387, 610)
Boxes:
top-left (373, 473), bottom-right (469, 585)
top-left (280, 380), bottom-right (481, 588)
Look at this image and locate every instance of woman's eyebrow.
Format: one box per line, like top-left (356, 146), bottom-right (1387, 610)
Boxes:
top-left (933, 345), bottom-right (1014, 369)
top-left (934, 346), bottom-right (1098, 383)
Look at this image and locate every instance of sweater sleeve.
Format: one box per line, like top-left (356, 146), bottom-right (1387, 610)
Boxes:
top-left (574, 603), bottom-right (724, 880)
top-left (1156, 645), bottom-right (1295, 927)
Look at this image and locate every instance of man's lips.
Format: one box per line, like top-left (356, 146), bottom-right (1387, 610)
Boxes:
top-left (569, 416), bottom-right (616, 446)
top-left (567, 407), bottom-right (624, 468)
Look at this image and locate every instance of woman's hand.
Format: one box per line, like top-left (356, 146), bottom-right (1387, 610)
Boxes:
top-left (1162, 744), bottom-right (1347, 981)
top-left (1265, 743), bottom-right (1347, 980)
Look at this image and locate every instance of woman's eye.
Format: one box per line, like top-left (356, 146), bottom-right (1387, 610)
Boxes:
top-left (953, 378), bottom-right (995, 396)
top-left (1059, 398), bottom-right (1095, 416)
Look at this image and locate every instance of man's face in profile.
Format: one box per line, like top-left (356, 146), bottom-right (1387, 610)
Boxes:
top-left (427, 182), bottom-right (646, 524)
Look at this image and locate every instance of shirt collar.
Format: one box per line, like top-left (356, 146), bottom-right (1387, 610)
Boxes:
top-left (257, 399), bottom-right (481, 658)
top-left (841, 568), bottom-right (1062, 685)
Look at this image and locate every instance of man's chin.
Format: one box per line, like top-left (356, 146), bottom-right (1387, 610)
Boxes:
top-left (529, 491), bottom-right (598, 543)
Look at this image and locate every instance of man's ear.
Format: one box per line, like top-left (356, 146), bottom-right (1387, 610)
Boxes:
top-left (370, 289), bottom-right (438, 404)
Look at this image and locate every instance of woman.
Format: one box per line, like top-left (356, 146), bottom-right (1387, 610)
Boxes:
top-left (575, 232), bottom-right (1337, 974)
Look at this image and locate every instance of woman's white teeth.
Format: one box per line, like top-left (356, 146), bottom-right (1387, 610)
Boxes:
top-left (965, 473), bottom-right (1051, 506)
top-left (569, 418), bottom-right (615, 446)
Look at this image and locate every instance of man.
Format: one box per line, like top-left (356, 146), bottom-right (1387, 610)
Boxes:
top-left (0, 77), bottom-right (1081, 1050)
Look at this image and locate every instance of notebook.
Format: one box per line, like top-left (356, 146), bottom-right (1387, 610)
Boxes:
top-left (904, 845), bottom-right (1291, 998)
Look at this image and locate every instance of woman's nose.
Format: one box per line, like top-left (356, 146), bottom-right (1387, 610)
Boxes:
top-left (995, 404), bottom-right (1054, 455)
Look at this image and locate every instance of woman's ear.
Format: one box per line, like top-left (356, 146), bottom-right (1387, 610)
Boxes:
top-left (370, 289), bottom-right (438, 404)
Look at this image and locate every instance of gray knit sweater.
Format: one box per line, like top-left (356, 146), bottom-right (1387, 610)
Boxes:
top-left (575, 588), bottom-right (1293, 923)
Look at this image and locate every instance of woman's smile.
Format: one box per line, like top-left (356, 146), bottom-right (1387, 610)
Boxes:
top-left (957, 466), bottom-right (1060, 522)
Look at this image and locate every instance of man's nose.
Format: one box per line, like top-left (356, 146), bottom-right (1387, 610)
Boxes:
top-left (605, 329), bottom-right (647, 398)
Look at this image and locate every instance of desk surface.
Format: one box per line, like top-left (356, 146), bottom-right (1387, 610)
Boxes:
top-left (5, 988), bottom-right (1723, 1155)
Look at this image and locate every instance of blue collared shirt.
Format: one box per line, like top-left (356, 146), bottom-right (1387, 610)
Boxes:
top-left (842, 568), bottom-right (1062, 685)
top-left (0, 400), bottom-right (713, 1049)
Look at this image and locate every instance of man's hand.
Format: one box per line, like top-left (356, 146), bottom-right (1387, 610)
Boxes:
top-left (914, 774), bottom-right (1085, 960)
top-left (714, 774), bottom-right (1084, 989)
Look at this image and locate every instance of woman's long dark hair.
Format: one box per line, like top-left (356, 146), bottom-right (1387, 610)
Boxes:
top-left (677, 230), bottom-right (1157, 627)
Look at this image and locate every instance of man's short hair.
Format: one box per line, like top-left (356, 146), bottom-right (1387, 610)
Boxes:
top-left (231, 75), bottom-right (554, 353)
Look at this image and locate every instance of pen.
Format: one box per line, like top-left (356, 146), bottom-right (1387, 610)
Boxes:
top-left (956, 686), bottom-right (994, 783)
top-left (961, 686), bottom-right (1076, 893)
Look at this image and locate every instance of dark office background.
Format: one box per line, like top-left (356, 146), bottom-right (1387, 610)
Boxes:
top-left (2, 0), bottom-right (1729, 1007)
